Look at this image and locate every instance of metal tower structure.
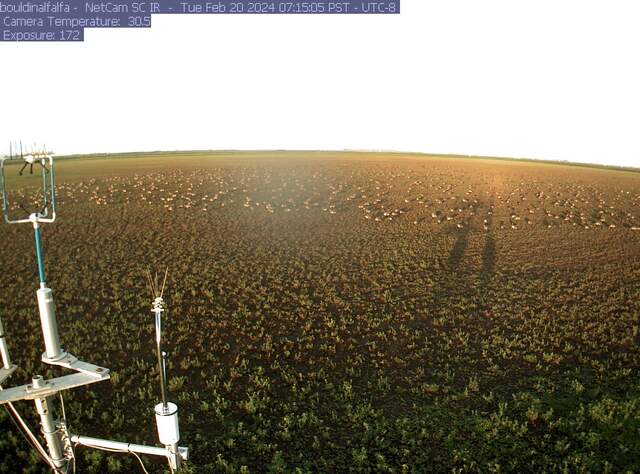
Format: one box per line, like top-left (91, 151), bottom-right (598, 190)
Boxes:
top-left (0, 147), bottom-right (189, 472)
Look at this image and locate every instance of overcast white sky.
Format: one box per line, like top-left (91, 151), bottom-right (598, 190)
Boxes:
top-left (0, 1), bottom-right (639, 167)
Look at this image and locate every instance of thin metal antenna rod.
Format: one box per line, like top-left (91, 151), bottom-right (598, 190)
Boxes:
top-left (161, 351), bottom-right (168, 395)
top-left (33, 223), bottom-right (46, 286)
top-left (154, 307), bottom-right (167, 410)
top-left (148, 267), bottom-right (169, 412)
top-left (146, 267), bottom-right (183, 469)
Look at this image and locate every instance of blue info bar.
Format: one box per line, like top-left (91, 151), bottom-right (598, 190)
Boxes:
top-left (0, 0), bottom-right (400, 42)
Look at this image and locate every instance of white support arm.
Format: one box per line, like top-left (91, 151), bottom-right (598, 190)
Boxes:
top-left (70, 434), bottom-right (189, 461)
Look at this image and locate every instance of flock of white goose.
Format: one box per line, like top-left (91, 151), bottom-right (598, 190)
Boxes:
top-left (7, 166), bottom-right (639, 232)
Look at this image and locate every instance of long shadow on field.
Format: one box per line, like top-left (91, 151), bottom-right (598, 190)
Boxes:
top-left (479, 208), bottom-right (496, 288)
top-left (447, 224), bottom-right (470, 270)
top-left (480, 233), bottom-right (496, 274)
top-left (476, 201), bottom-right (497, 317)
top-left (416, 195), bottom-right (499, 325)
top-left (424, 224), bottom-right (473, 313)
top-left (480, 234), bottom-right (495, 284)
top-left (431, 203), bottom-right (497, 316)
top-left (475, 231), bottom-right (497, 318)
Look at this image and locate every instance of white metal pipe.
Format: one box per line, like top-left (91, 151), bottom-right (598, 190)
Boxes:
top-left (70, 434), bottom-right (189, 461)
top-left (168, 442), bottom-right (181, 470)
top-left (0, 338), bottom-right (10, 370)
top-left (0, 316), bottom-right (11, 369)
top-left (33, 377), bottom-right (66, 469)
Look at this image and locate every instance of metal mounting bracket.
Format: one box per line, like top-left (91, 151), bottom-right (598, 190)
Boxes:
top-left (0, 370), bottom-right (110, 404)
top-left (0, 350), bottom-right (110, 405)
top-left (0, 364), bottom-right (17, 386)
top-left (42, 352), bottom-right (109, 379)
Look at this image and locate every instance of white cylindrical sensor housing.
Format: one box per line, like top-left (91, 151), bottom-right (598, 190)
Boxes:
top-left (155, 402), bottom-right (180, 445)
top-left (37, 288), bottom-right (62, 360)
